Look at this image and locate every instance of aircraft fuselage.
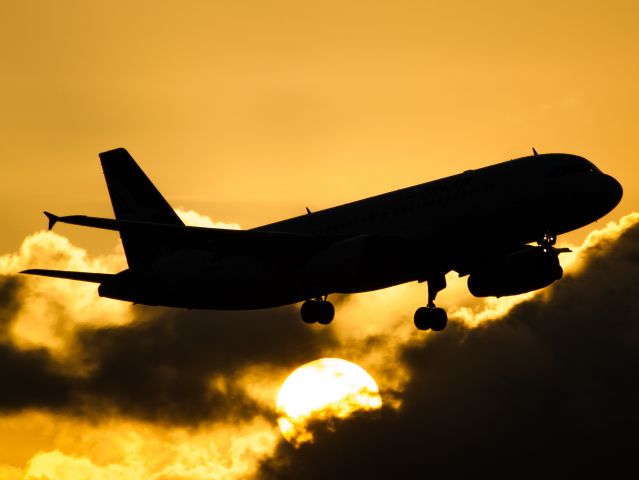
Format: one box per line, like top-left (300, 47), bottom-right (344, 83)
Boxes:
top-left (97, 153), bottom-right (622, 310)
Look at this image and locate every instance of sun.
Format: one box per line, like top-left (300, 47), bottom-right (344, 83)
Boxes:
top-left (276, 358), bottom-right (382, 446)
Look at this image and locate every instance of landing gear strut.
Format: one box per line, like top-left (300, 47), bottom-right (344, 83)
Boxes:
top-left (301, 296), bottom-right (335, 325)
top-left (414, 274), bottom-right (448, 331)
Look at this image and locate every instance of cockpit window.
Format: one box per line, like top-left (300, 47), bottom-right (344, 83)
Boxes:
top-left (585, 160), bottom-right (601, 173)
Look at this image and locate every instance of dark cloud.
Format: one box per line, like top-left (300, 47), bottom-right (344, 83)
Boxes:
top-left (0, 290), bottom-right (337, 424)
top-left (74, 306), bottom-right (337, 424)
top-left (0, 276), bottom-right (22, 330)
top-left (0, 276), bottom-right (80, 411)
top-left (0, 344), bottom-right (77, 411)
top-left (259, 221), bottom-right (639, 478)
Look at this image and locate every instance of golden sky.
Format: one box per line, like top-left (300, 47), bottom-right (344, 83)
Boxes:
top-left (1, 1), bottom-right (638, 478)
top-left (1, 0), bottom-right (638, 253)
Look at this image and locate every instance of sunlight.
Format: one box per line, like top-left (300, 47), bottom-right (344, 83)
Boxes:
top-left (276, 358), bottom-right (382, 446)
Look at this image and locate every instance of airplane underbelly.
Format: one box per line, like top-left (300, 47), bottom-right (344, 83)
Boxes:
top-left (155, 255), bottom-right (311, 309)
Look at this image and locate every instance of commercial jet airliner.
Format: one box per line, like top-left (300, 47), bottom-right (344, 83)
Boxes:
top-left (22, 148), bottom-right (622, 331)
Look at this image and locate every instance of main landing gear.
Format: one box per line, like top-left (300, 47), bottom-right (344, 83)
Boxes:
top-left (414, 274), bottom-right (448, 332)
top-left (301, 297), bottom-right (335, 325)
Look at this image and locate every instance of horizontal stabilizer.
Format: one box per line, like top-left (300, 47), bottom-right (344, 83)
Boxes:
top-left (36, 213), bottom-right (340, 255)
top-left (20, 269), bottom-right (115, 283)
top-left (44, 211), bottom-right (59, 230)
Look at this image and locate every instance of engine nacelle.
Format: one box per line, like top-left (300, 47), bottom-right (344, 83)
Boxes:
top-left (305, 234), bottom-right (409, 293)
top-left (468, 245), bottom-right (563, 297)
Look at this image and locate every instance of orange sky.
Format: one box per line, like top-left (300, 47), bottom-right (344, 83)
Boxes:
top-left (1, 1), bottom-right (638, 478)
top-left (1, 0), bottom-right (637, 254)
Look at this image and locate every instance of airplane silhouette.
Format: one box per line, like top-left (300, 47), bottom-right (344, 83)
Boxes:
top-left (22, 148), bottom-right (622, 331)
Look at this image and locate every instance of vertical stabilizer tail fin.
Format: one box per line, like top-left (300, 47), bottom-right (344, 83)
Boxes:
top-left (99, 148), bottom-right (184, 266)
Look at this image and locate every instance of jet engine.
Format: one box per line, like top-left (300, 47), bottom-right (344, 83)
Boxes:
top-left (467, 245), bottom-right (564, 297)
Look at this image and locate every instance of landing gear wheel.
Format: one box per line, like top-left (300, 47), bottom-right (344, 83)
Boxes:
top-left (301, 300), bottom-right (318, 324)
top-left (414, 274), bottom-right (448, 331)
top-left (414, 307), bottom-right (448, 331)
top-left (301, 299), bottom-right (334, 325)
top-left (414, 307), bottom-right (431, 331)
top-left (430, 308), bottom-right (448, 331)
top-left (317, 301), bottom-right (335, 325)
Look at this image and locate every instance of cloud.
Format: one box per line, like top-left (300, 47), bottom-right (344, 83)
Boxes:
top-left (258, 214), bottom-right (639, 477)
top-left (176, 207), bottom-right (241, 230)
top-left (0, 411), bottom-right (279, 480)
top-left (0, 229), bottom-right (338, 427)
top-left (0, 231), bottom-right (131, 355)
top-left (70, 306), bottom-right (337, 425)
top-left (0, 276), bottom-right (22, 332)
top-left (0, 297), bottom-right (337, 426)
top-left (2, 213), bottom-right (638, 478)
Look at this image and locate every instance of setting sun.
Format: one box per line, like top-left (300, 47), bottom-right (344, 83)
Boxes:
top-left (276, 358), bottom-right (382, 446)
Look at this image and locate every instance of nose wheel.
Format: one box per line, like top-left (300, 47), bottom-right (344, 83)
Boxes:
top-left (414, 274), bottom-right (448, 331)
top-left (301, 297), bottom-right (335, 325)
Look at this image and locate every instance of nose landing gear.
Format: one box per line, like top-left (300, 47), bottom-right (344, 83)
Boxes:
top-left (301, 297), bottom-right (335, 325)
top-left (414, 274), bottom-right (448, 331)
top-left (538, 230), bottom-right (557, 251)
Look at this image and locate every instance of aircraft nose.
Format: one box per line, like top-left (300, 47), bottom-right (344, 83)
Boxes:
top-left (603, 174), bottom-right (623, 210)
